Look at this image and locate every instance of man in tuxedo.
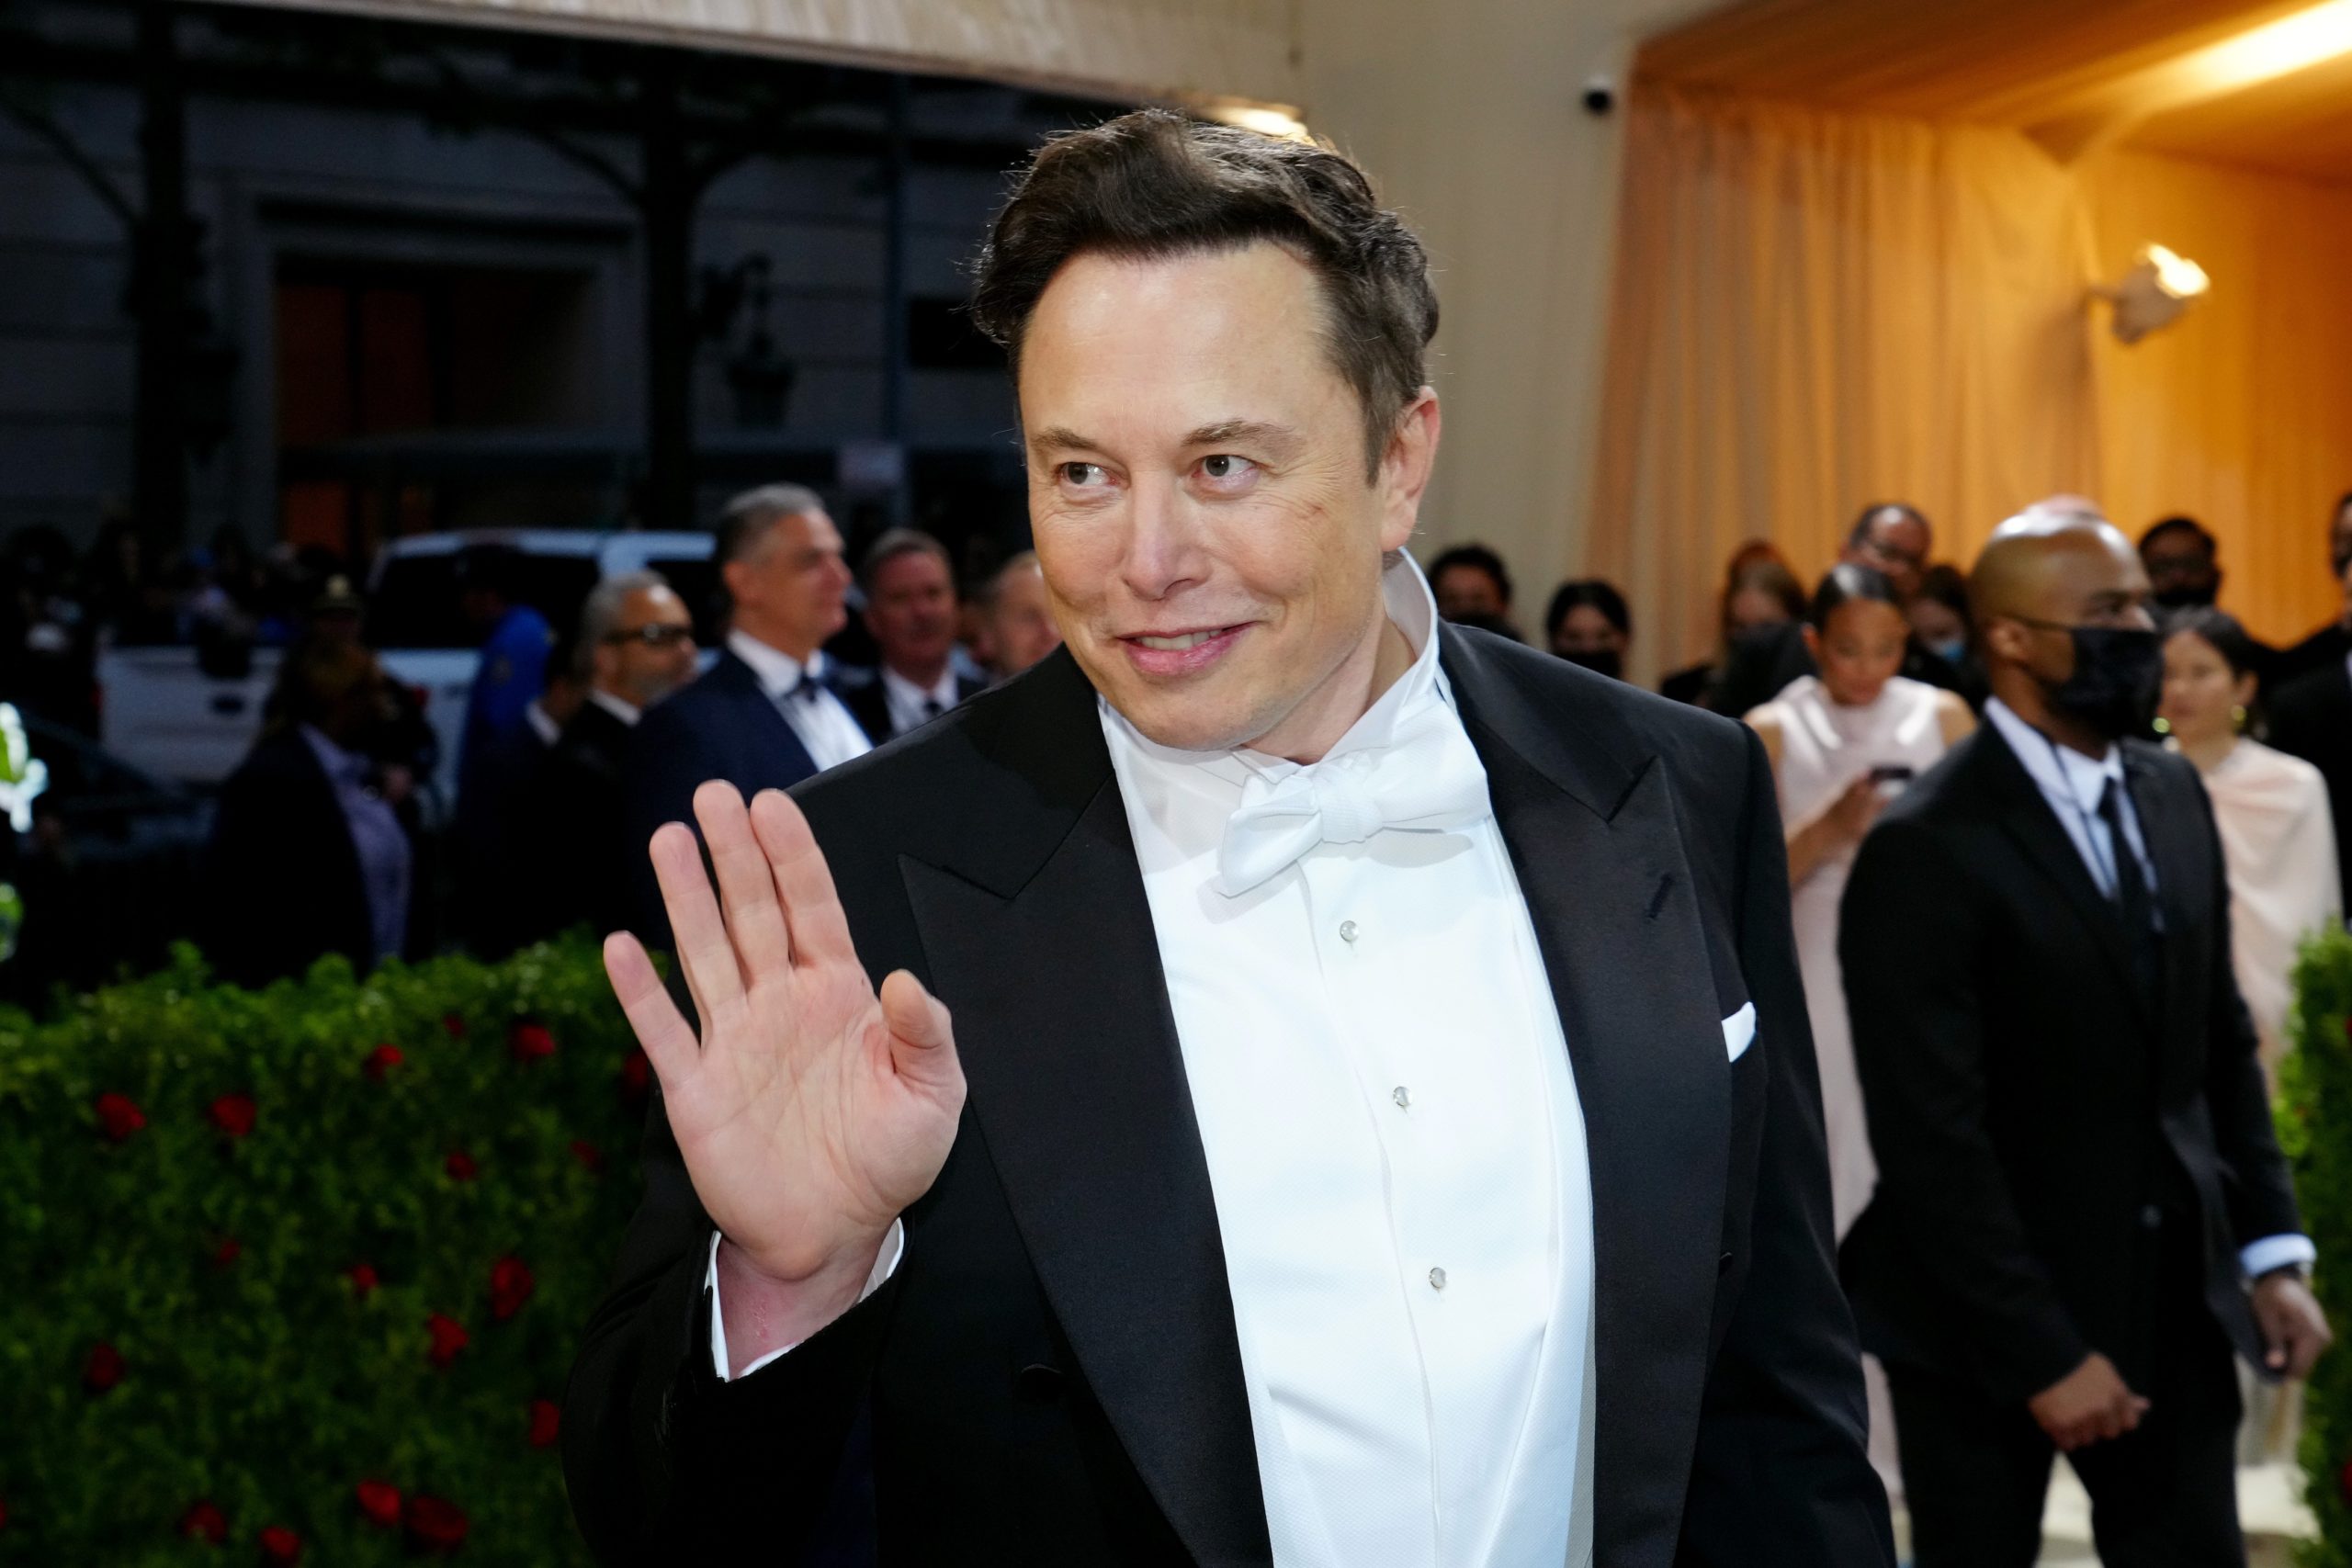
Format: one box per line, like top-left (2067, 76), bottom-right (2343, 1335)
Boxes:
top-left (1840, 508), bottom-right (2331, 1567)
top-left (619, 484), bottom-right (869, 942)
top-left (2268, 492), bottom-right (2352, 691)
top-left (568, 109), bottom-right (1891, 1568)
top-left (508, 571), bottom-right (697, 946)
top-left (2268, 546), bottom-right (2352, 904)
top-left (840, 529), bottom-right (986, 743)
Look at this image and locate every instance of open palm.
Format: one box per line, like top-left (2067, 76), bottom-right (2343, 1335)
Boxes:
top-left (604, 781), bottom-right (964, 1290)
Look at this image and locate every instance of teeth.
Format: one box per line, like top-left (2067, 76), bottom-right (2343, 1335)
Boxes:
top-left (1136, 630), bottom-right (1221, 650)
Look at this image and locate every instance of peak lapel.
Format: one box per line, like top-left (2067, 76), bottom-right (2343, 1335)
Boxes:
top-left (1440, 631), bottom-right (1734, 1568)
top-left (900, 660), bottom-right (1268, 1566)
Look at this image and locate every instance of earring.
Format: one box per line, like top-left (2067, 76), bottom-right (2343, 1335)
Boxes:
top-left (2232, 704), bottom-right (2247, 731)
top-left (2152, 716), bottom-right (2173, 735)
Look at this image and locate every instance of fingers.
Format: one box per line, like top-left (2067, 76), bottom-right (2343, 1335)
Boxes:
top-left (879, 969), bottom-right (962, 1097)
top-left (650, 820), bottom-right (744, 1022)
top-left (603, 930), bottom-right (699, 1089)
top-left (748, 789), bottom-right (856, 967)
top-left (695, 782), bottom-right (794, 985)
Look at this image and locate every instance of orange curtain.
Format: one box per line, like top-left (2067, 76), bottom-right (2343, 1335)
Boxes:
top-left (1590, 85), bottom-right (2352, 682)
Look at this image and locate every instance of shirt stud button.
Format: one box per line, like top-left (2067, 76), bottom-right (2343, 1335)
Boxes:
top-left (1428, 1266), bottom-right (1447, 1292)
top-left (1339, 919), bottom-right (1359, 943)
top-left (1392, 1086), bottom-right (1410, 1111)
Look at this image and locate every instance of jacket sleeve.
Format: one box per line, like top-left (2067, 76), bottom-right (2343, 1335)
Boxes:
top-left (2185, 768), bottom-right (2304, 1252)
top-left (561, 1089), bottom-right (894, 1562)
top-left (1840, 815), bottom-right (2091, 1402)
top-left (1679, 727), bottom-right (1894, 1567)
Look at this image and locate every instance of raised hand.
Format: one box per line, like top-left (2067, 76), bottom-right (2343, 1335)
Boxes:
top-left (604, 782), bottom-right (965, 1356)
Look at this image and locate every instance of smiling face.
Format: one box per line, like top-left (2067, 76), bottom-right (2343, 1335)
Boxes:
top-left (1019, 243), bottom-right (1437, 759)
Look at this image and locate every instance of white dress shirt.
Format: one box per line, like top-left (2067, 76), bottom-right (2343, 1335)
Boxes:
top-left (726, 629), bottom-right (872, 773)
top-left (1102, 556), bottom-right (1593, 1568)
top-left (1983, 698), bottom-right (2315, 1281)
top-left (880, 664), bottom-right (962, 737)
top-left (585, 687), bottom-right (641, 728)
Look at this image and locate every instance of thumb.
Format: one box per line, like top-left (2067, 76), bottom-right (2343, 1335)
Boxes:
top-left (879, 969), bottom-right (959, 1089)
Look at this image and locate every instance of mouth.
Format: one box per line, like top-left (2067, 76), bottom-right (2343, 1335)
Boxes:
top-left (1117, 623), bottom-right (1250, 677)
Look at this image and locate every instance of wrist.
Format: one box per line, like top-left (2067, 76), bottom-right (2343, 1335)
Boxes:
top-left (714, 1230), bottom-right (886, 1373)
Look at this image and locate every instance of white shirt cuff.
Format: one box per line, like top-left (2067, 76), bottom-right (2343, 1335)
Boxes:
top-left (707, 1220), bottom-right (904, 1382)
top-left (2240, 1234), bottom-right (2316, 1281)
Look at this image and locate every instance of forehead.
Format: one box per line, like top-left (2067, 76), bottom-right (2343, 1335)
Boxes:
top-left (1018, 244), bottom-right (1348, 440)
top-left (2039, 529), bottom-right (2145, 603)
top-left (620, 583), bottom-right (686, 620)
top-left (2143, 531), bottom-right (2209, 558)
top-left (875, 549), bottom-right (949, 588)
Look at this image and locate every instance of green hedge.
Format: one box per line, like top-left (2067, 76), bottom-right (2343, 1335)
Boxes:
top-left (0, 939), bottom-right (646, 1564)
top-left (2284, 924), bottom-right (2352, 1564)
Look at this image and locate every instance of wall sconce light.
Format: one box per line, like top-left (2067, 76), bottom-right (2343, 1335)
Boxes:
top-left (2094, 244), bottom-right (2210, 344)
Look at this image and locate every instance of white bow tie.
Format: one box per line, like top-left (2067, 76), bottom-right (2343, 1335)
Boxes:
top-left (1216, 705), bottom-right (1493, 897)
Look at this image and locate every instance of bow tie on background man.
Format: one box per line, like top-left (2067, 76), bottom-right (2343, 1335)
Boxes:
top-left (1216, 700), bottom-right (1494, 897)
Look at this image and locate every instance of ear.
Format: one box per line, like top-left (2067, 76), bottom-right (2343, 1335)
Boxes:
top-left (1801, 623), bottom-right (1822, 667)
top-left (1375, 388), bottom-right (1442, 554)
top-left (1980, 615), bottom-right (2033, 668)
top-left (2233, 670), bottom-right (2258, 710)
top-left (721, 558), bottom-right (754, 607)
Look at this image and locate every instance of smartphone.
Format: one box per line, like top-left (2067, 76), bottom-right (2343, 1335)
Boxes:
top-left (1869, 763), bottom-right (1916, 798)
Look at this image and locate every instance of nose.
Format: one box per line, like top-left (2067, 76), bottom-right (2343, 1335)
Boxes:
top-left (1118, 475), bottom-right (1210, 602)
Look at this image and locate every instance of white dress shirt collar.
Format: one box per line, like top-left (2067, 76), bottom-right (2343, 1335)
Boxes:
top-left (586, 687), bottom-right (641, 728)
top-left (727, 627), bottom-right (830, 699)
top-left (1984, 695), bottom-right (2122, 803)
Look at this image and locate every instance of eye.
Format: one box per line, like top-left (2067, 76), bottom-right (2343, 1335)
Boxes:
top-left (1057, 461), bottom-right (1111, 488)
top-left (1197, 454), bottom-right (1259, 485)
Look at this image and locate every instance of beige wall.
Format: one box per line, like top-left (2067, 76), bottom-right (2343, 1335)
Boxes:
top-left (237, 0), bottom-right (1711, 623)
top-left (1295, 0), bottom-right (1717, 626)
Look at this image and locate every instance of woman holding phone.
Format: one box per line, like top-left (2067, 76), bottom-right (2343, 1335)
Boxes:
top-left (1747, 563), bottom-right (1973, 1497)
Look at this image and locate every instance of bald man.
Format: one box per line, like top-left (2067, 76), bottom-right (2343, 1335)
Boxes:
top-left (1838, 508), bottom-right (2328, 1568)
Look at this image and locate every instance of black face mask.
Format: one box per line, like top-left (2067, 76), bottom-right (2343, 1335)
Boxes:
top-left (2040, 625), bottom-right (2163, 739)
top-left (1561, 648), bottom-right (1623, 681)
top-left (2151, 581), bottom-right (2218, 610)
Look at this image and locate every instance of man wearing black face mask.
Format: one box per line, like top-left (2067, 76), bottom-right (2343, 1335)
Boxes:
top-left (1838, 506), bottom-right (2329, 1568)
top-left (2139, 515), bottom-right (2282, 686)
top-left (1544, 577), bottom-right (1631, 680)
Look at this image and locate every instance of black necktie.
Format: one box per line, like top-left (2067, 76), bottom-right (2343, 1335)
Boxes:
top-left (922, 697), bottom-right (943, 720)
top-left (786, 672), bottom-right (824, 705)
top-left (2097, 778), bottom-right (2163, 999)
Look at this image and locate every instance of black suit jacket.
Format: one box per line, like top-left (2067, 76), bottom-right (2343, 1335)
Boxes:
top-left (204, 728), bottom-right (383, 987)
top-left (1838, 722), bottom-right (2301, 1403)
top-left (840, 668), bottom-right (989, 745)
top-left (620, 650), bottom-right (820, 943)
top-left (2267, 656), bottom-right (2352, 906)
top-left (508, 700), bottom-right (637, 948)
top-left (565, 635), bottom-right (1892, 1567)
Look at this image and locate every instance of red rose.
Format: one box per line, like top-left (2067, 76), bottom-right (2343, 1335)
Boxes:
top-left (528, 1397), bottom-right (561, 1448)
top-left (258, 1524), bottom-right (302, 1563)
top-left (83, 1341), bottom-right (123, 1393)
top-left (208, 1093), bottom-right (256, 1139)
top-left (354, 1479), bottom-right (401, 1528)
top-left (348, 1262), bottom-right (379, 1297)
top-left (620, 1047), bottom-right (650, 1100)
top-left (2340, 1455), bottom-right (2352, 1506)
top-left (442, 1012), bottom-right (467, 1039)
top-left (445, 1150), bottom-right (477, 1182)
top-left (212, 1236), bottom-right (242, 1268)
top-left (364, 1043), bottom-right (403, 1080)
top-left (509, 1021), bottom-right (556, 1064)
top-left (426, 1313), bottom-right (468, 1369)
top-left (0, 1494), bottom-right (8, 1529)
top-left (489, 1256), bottom-right (536, 1322)
top-left (178, 1500), bottom-right (228, 1542)
top-left (94, 1091), bottom-right (144, 1143)
top-left (403, 1494), bottom-right (469, 1553)
top-left (570, 1139), bottom-right (605, 1174)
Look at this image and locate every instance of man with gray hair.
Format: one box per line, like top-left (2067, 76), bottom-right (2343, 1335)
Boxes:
top-left (621, 484), bottom-right (867, 944)
top-left (507, 570), bottom-right (699, 948)
top-left (841, 528), bottom-right (986, 743)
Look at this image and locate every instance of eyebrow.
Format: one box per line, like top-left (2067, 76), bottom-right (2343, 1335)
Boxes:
top-left (1025, 420), bottom-right (1305, 462)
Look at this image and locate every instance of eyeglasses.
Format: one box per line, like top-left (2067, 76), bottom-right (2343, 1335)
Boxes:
top-left (604, 623), bottom-right (695, 649)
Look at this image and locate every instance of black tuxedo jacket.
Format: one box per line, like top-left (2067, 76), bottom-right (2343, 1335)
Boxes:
top-left (840, 668), bottom-right (990, 745)
top-left (565, 633), bottom-right (1892, 1566)
top-left (204, 728), bottom-right (390, 987)
top-left (506, 700), bottom-right (636, 948)
top-left (621, 650), bottom-right (821, 944)
top-left (2267, 656), bottom-right (2352, 907)
top-left (1838, 722), bottom-right (2301, 1404)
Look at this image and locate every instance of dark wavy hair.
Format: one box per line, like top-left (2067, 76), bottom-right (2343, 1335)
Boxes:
top-left (970, 108), bottom-right (1441, 477)
top-left (1806, 562), bottom-right (1901, 630)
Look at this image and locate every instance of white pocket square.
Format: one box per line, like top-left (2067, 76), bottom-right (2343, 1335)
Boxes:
top-left (1722, 1002), bottom-right (1757, 1063)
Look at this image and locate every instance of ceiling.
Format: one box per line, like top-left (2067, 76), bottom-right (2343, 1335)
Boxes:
top-left (1636, 0), bottom-right (2352, 181)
